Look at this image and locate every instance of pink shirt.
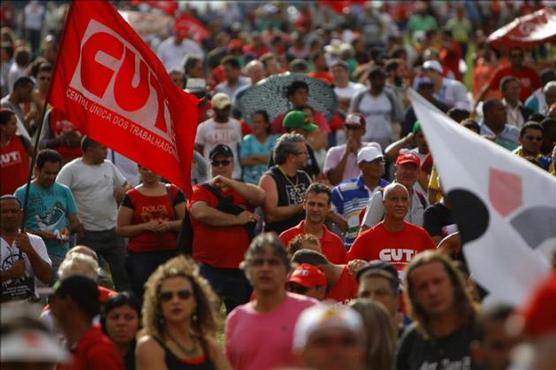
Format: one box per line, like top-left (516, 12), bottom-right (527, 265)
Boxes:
top-left (225, 293), bottom-right (316, 370)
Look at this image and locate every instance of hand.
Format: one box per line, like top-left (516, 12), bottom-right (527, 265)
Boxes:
top-left (345, 137), bottom-right (359, 155)
top-left (212, 175), bottom-right (233, 189)
top-left (347, 259), bottom-right (367, 275)
top-left (237, 211), bottom-right (257, 225)
top-left (74, 223), bottom-right (86, 239)
top-left (35, 230), bottom-right (58, 240)
top-left (16, 233), bottom-right (34, 255)
top-left (143, 219), bottom-right (163, 232)
top-left (8, 259), bottom-right (26, 279)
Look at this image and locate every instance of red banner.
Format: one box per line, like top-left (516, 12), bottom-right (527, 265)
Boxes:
top-left (487, 7), bottom-right (556, 49)
top-left (175, 13), bottom-right (209, 43)
top-left (48, 0), bottom-right (198, 194)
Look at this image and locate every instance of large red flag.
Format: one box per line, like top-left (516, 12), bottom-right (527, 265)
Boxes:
top-left (49, 0), bottom-right (198, 194)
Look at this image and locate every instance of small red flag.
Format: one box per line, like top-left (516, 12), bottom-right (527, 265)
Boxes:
top-left (48, 0), bottom-right (198, 194)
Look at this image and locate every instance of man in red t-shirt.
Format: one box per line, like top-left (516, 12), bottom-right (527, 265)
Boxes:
top-left (348, 183), bottom-right (435, 274)
top-left (280, 183), bottom-right (347, 264)
top-left (0, 109), bottom-right (32, 195)
top-left (189, 144), bottom-right (265, 312)
top-left (50, 275), bottom-right (124, 370)
top-left (292, 249), bottom-right (358, 303)
top-left (479, 47), bottom-right (541, 103)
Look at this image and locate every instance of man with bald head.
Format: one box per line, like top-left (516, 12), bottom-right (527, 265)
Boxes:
top-left (347, 183), bottom-right (435, 275)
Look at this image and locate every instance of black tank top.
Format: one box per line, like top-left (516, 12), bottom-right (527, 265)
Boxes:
top-left (264, 166), bottom-right (311, 234)
top-left (153, 337), bottom-right (215, 370)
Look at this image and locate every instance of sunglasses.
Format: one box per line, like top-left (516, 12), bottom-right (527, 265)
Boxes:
top-left (158, 289), bottom-right (193, 302)
top-left (211, 159), bottom-right (231, 167)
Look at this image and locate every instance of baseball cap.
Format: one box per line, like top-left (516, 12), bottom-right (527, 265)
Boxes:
top-left (211, 93), bottom-right (232, 110)
top-left (283, 111), bottom-right (318, 132)
top-left (395, 152), bottom-right (420, 167)
top-left (356, 260), bottom-right (400, 289)
top-left (357, 146), bottom-right (384, 164)
top-left (412, 121), bottom-right (422, 134)
top-left (209, 144), bottom-right (234, 160)
top-left (287, 263), bottom-right (327, 289)
top-left (422, 60), bottom-right (443, 74)
top-left (345, 113), bottom-right (366, 128)
top-left (293, 304), bottom-right (364, 350)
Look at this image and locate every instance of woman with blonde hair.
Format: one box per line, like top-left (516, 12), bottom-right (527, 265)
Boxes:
top-left (136, 256), bottom-right (231, 370)
top-left (349, 298), bottom-right (397, 370)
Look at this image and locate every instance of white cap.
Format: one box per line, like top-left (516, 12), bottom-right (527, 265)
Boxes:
top-left (211, 93), bottom-right (231, 110)
top-left (293, 304), bottom-right (364, 350)
top-left (357, 145), bottom-right (384, 164)
top-left (422, 60), bottom-right (443, 74)
top-left (1, 329), bottom-right (71, 363)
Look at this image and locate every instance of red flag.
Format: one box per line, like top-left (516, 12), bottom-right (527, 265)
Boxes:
top-left (48, 0), bottom-right (198, 194)
top-left (175, 13), bottom-right (209, 43)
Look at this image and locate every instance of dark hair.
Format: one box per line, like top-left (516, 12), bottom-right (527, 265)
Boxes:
top-left (101, 291), bottom-right (141, 334)
top-left (540, 69), bottom-right (556, 86)
top-left (291, 249), bottom-right (329, 266)
top-left (519, 121), bottom-right (544, 138)
top-left (356, 261), bottom-right (400, 293)
top-left (0, 194), bottom-right (21, 207)
top-left (385, 59), bottom-right (401, 74)
top-left (305, 182), bottom-right (331, 204)
top-left (252, 109), bottom-right (269, 124)
top-left (221, 55), bottom-right (241, 70)
top-left (500, 76), bottom-right (519, 92)
top-left (80, 136), bottom-right (99, 153)
top-left (460, 118), bottom-right (480, 133)
top-left (368, 66), bottom-right (387, 80)
top-left (184, 56), bottom-right (202, 75)
top-left (14, 46), bottom-right (31, 66)
top-left (528, 113), bottom-right (545, 123)
top-left (36, 149), bottom-right (63, 169)
top-left (53, 275), bottom-right (100, 320)
top-left (286, 80), bottom-right (309, 98)
top-left (474, 304), bottom-right (514, 341)
top-left (13, 76), bottom-right (34, 91)
top-left (447, 107), bottom-right (470, 123)
top-left (482, 99), bottom-right (501, 117)
top-left (243, 233), bottom-right (290, 270)
top-left (0, 109), bottom-right (15, 125)
top-left (541, 118), bottom-right (556, 131)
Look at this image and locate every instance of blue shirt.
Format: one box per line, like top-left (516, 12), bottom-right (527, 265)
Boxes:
top-left (331, 176), bottom-right (389, 247)
top-left (15, 182), bottom-right (77, 257)
top-left (480, 121), bottom-right (520, 151)
top-left (240, 134), bottom-right (278, 184)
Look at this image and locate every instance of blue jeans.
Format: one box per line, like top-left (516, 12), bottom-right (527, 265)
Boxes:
top-left (126, 250), bottom-right (177, 301)
top-left (199, 264), bottom-right (252, 313)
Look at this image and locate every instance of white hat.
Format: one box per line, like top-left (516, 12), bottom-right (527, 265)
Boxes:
top-left (1, 329), bottom-right (71, 363)
top-left (211, 93), bottom-right (231, 110)
top-left (357, 145), bottom-right (384, 164)
top-left (293, 304), bottom-right (364, 350)
top-left (422, 60), bottom-right (443, 74)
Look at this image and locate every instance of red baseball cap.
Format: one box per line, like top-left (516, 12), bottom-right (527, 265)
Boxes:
top-left (287, 264), bottom-right (327, 289)
top-left (395, 152), bottom-right (421, 167)
top-left (521, 271), bottom-right (556, 338)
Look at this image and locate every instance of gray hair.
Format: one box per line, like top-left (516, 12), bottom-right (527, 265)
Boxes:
top-left (382, 182), bottom-right (408, 200)
top-left (58, 253), bottom-right (99, 281)
top-left (273, 133), bottom-right (305, 165)
top-left (245, 60), bottom-right (264, 73)
top-left (243, 232), bottom-right (290, 271)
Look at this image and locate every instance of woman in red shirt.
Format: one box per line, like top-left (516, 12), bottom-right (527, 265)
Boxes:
top-left (117, 165), bottom-right (186, 300)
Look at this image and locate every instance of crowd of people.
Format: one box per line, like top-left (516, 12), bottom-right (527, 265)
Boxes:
top-left (1, 1), bottom-right (556, 370)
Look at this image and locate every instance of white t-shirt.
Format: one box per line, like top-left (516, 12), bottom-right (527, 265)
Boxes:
top-left (195, 117), bottom-right (242, 179)
top-left (156, 36), bottom-right (204, 71)
top-left (1, 233), bottom-right (51, 302)
top-left (357, 92), bottom-right (392, 147)
top-left (107, 150), bottom-right (139, 187)
top-left (334, 82), bottom-right (367, 101)
top-left (56, 159), bottom-right (127, 231)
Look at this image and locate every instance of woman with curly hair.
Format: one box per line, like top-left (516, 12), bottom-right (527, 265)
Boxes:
top-left (135, 256), bottom-right (231, 370)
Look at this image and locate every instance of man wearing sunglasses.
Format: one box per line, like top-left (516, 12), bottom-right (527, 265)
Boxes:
top-left (513, 121), bottom-right (552, 171)
top-left (189, 144), bottom-right (265, 313)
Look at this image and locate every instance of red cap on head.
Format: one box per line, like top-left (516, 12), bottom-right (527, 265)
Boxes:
top-left (521, 271), bottom-right (556, 338)
top-left (396, 153), bottom-right (421, 167)
top-left (288, 263), bottom-right (327, 289)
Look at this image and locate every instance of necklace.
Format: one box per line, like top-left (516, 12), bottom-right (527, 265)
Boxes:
top-left (166, 332), bottom-right (198, 357)
top-left (278, 166), bottom-right (299, 189)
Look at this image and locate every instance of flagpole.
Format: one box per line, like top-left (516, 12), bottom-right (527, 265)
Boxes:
top-left (19, 100), bottom-right (49, 233)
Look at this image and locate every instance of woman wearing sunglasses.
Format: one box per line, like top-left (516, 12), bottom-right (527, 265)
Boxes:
top-left (136, 256), bottom-right (231, 370)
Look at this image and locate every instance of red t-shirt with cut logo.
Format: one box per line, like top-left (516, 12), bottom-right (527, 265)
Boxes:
top-left (347, 221), bottom-right (435, 271)
top-left (1, 136), bottom-right (29, 195)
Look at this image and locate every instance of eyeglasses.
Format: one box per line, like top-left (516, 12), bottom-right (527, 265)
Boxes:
top-left (211, 159), bottom-right (231, 167)
top-left (158, 289), bottom-right (193, 302)
top-left (524, 135), bottom-right (542, 142)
